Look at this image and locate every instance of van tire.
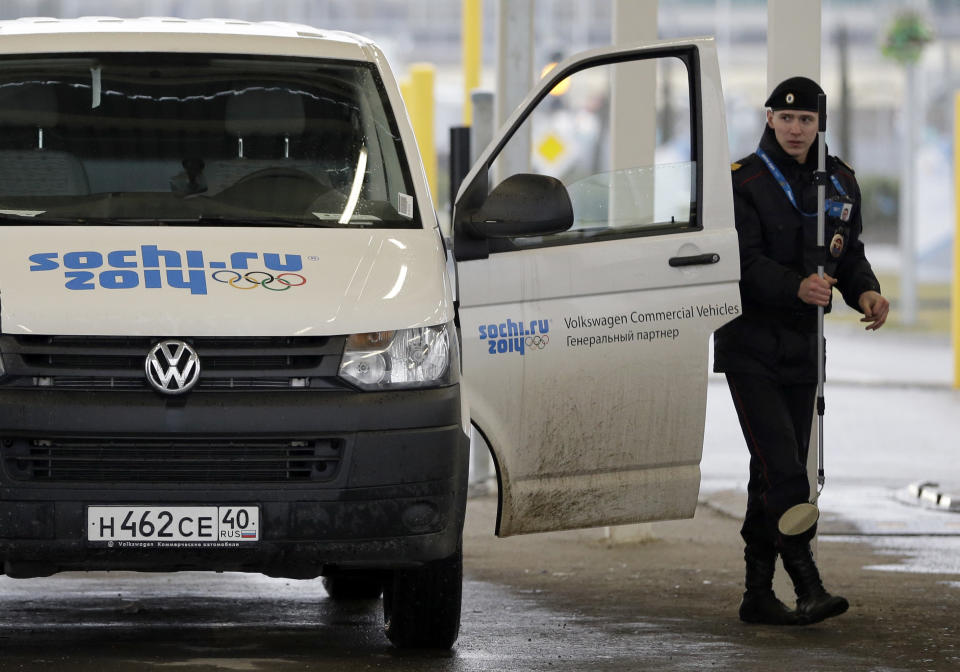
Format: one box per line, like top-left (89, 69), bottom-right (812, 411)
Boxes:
top-left (383, 546), bottom-right (462, 649)
top-left (322, 573), bottom-right (384, 600)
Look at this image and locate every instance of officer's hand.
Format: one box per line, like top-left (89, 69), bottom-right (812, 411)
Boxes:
top-left (858, 290), bottom-right (889, 330)
top-left (798, 273), bottom-right (836, 306)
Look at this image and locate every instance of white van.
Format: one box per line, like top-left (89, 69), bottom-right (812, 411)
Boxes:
top-left (0, 17), bottom-right (740, 649)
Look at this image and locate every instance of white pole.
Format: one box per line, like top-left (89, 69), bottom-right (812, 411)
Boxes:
top-left (767, 0), bottom-right (822, 576)
top-left (494, 0), bottom-right (534, 183)
top-left (767, 0), bottom-right (821, 88)
top-left (606, 0), bottom-right (659, 545)
top-left (470, 91), bottom-right (495, 165)
top-left (716, 0), bottom-right (732, 76)
top-left (468, 90), bottom-right (496, 493)
top-left (899, 64), bottom-right (919, 325)
top-left (609, 0), bottom-right (657, 228)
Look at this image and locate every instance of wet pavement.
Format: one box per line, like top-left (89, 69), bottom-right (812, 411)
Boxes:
top-left (0, 492), bottom-right (956, 671)
top-left (0, 559), bottom-right (838, 671)
top-left (0, 573), bottom-right (786, 671)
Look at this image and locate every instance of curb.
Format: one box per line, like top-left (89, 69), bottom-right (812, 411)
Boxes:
top-left (697, 490), bottom-right (745, 521)
top-left (897, 482), bottom-right (960, 513)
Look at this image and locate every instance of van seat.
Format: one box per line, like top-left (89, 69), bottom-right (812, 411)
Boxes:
top-left (0, 150), bottom-right (90, 196)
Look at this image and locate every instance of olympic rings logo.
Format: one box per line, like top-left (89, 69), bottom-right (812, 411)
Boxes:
top-left (212, 270), bottom-right (307, 291)
top-left (525, 334), bottom-right (549, 349)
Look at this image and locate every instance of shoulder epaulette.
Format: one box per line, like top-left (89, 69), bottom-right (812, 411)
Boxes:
top-left (835, 156), bottom-right (855, 174)
top-left (731, 154), bottom-right (762, 185)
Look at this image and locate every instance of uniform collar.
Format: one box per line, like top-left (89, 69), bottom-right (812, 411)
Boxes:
top-left (758, 125), bottom-right (824, 174)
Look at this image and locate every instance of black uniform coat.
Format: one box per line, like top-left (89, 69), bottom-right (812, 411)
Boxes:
top-left (713, 126), bottom-right (881, 383)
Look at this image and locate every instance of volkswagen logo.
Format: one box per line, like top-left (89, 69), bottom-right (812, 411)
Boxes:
top-left (145, 340), bottom-right (201, 395)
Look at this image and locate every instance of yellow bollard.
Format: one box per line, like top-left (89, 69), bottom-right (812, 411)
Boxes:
top-left (462, 0), bottom-right (482, 126)
top-left (954, 93), bottom-right (960, 388)
top-left (400, 80), bottom-right (412, 112)
top-left (404, 64), bottom-right (438, 208)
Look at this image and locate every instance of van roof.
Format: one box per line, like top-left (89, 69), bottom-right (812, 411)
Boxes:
top-left (0, 17), bottom-right (375, 60)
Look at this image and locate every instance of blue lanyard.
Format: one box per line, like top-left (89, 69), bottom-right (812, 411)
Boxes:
top-left (756, 147), bottom-right (847, 218)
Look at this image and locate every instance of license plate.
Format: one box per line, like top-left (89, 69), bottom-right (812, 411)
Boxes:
top-left (87, 506), bottom-right (260, 544)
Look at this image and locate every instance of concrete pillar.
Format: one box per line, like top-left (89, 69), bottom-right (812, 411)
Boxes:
top-left (467, 90), bottom-right (495, 492)
top-left (494, 0), bottom-right (534, 182)
top-left (899, 64), bottom-right (920, 325)
top-left (470, 91), bottom-right (495, 165)
top-left (766, 0), bottom-right (821, 89)
top-left (606, 0), bottom-right (658, 545)
top-left (767, 1), bottom-right (822, 491)
top-left (609, 0), bottom-right (658, 228)
top-left (768, 0), bottom-right (822, 572)
top-left (715, 0), bottom-right (732, 75)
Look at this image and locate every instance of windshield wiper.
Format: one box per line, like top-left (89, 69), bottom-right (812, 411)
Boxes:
top-left (0, 214), bottom-right (163, 225)
top-left (190, 216), bottom-right (347, 228)
top-left (0, 213), bottom-right (368, 227)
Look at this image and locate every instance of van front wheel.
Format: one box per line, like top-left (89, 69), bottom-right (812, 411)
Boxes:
top-left (383, 546), bottom-right (462, 649)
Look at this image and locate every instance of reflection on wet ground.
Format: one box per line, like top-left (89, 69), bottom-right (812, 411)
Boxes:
top-left (0, 574), bottom-right (748, 672)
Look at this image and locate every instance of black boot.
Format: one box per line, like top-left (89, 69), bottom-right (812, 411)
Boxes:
top-left (780, 543), bottom-right (849, 625)
top-left (738, 545), bottom-right (797, 625)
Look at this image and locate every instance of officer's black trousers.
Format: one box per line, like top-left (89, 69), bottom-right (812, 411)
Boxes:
top-left (726, 373), bottom-right (817, 549)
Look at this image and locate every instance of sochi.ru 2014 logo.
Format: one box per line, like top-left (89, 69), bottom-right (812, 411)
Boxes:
top-left (28, 246), bottom-right (305, 296)
top-left (478, 318), bottom-right (550, 356)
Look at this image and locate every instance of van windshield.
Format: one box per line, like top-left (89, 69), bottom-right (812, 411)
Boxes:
top-left (0, 53), bottom-right (421, 228)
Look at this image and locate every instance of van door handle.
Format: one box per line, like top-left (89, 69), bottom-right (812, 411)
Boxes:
top-left (668, 253), bottom-right (720, 267)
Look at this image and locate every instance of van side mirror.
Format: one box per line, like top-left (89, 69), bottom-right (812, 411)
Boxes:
top-left (463, 173), bottom-right (573, 239)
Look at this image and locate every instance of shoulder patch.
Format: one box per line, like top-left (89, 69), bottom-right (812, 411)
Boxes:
top-left (835, 156), bottom-right (855, 174)
top-left (731, 162), bottom-right (743, 171)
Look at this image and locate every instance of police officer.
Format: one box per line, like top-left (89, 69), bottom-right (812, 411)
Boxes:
top-left (714, 76), bottom-right (890, 626)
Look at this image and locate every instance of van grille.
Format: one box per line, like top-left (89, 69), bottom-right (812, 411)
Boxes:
top-left (0, 335), bottom-right (347, 390)
top-left (2, 436), bottom-right (344, 483)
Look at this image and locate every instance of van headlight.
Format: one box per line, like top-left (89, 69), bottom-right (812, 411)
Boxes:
top-left (338, 323), bottom-right (458, 390)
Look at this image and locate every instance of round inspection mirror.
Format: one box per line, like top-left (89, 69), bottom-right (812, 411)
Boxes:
top-left (778, 502), bottom-right (820, 536)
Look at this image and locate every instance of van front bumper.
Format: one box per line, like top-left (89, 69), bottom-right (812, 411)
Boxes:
top-left (0, 385), bottom-right (469, 579)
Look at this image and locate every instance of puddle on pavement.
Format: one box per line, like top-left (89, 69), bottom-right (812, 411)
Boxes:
top-left (823, 535), bottom-right (960, 579)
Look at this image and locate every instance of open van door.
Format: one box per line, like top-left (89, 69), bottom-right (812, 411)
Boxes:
top-left (453, 38), bottom-right (741, 536)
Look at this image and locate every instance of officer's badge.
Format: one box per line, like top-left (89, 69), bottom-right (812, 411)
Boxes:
top-left (786, 93), bottom-right (795, 104)
top-left (830, 231), bottom-right (845, 258)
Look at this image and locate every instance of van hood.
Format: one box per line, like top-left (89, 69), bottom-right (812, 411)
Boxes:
top-left (0, 226), bottom-right (453, 336)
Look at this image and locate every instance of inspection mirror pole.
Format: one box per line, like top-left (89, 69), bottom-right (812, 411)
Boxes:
top-left (778, 92), bottom-right (827, 537)
top-left (815, 91), bottom-right (827, 495)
